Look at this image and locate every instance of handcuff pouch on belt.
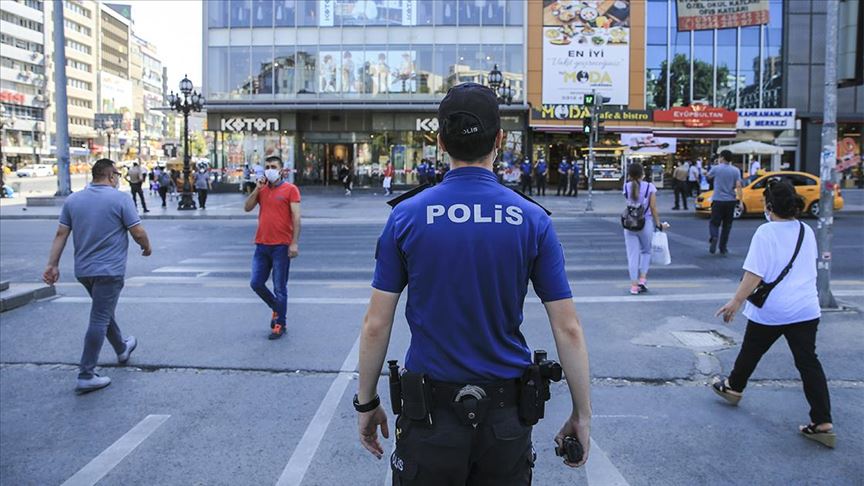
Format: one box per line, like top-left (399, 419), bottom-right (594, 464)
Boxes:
top-left (452, 385), bottom-right (490, 428)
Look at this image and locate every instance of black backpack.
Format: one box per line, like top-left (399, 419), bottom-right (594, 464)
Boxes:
top-left (621, 183), bottom-right (650, 231)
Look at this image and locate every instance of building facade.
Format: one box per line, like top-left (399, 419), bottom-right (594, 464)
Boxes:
top-left (203, 0), bottom-right (527, 186)
top-left (0, 0), bottom-right (48, 168)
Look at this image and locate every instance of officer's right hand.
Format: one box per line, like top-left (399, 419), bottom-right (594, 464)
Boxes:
top-left (358, 405), bottom-right (389, 459)
top-left (555, 415), bottom-right (590, 468)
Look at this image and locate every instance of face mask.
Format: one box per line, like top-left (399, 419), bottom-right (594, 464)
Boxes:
top-left (112, 177), bottom-right (120, 189)
top-left (764, 211), bottom-right (772, 223)
top-left (264, 168), bottom-right (281, 183)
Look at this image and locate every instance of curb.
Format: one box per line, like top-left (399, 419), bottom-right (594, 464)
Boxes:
top-left (0, 283), bottom-right (56, 313)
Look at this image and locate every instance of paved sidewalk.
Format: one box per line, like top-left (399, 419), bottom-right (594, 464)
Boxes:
top-left (2, 185), bottom-right (862, 220)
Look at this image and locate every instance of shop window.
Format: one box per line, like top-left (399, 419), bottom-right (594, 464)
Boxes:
top-left (298, 0), bottom-right (318, 26)
top-left (251, 46), bottom-right (274, 95)
top-left (505, 0), bottom-right (523, 26)
top-left (274, 47), bottom-right (296, 96)
top-left (228, 46), bottom-right (251, 97)
top-left (459, 0), bottom-right (482, 26)
top-left (207, 47), bottom-right (229, 99)
top-left (434, 0), bottom-right (457, 25)
top-left (296, 48), bottom-right (318, 94)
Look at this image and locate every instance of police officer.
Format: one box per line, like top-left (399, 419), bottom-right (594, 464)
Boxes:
top-left (355, 83), bottom-right (592, 484)
top-left (557, 157), bottom-right (571, 196)
top-left (535, 155), bottom-right (548, 196)
top-left (569, 158), bottom-right (581, 197)
top-left (416, 160), bottom-right (428, 186)
top-left (519, 155), bottom-right (533, 195)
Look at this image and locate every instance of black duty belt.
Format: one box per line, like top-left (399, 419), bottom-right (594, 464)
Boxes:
top-left (429, 379), bottom-right (520, 410)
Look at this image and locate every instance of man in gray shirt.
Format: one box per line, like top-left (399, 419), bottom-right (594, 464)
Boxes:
top-left (706, 150), bottom-right (743, 255)
top-left (43, 159), bottom-right (152, 394)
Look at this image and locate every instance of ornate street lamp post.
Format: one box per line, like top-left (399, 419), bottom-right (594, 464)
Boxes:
top-left (486, 64), bottom-right (512, 105)
top-left (102, 117), bottom-right (115, 161)
top-left (167, 74), bottom-right (205, 210)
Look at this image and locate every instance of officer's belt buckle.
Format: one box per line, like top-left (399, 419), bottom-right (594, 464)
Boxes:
top-left (453, 385), bottom-right (490, 428)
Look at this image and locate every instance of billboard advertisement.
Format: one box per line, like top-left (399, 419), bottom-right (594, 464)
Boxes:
top-left (621, 133), bottom-right (677, 154)
top-left (541, 0), bottom-right (631, 106)
top-left (676, 0), bottom-right (770, 31)
top-left (319, 49), bottom-right (416, 94)
top-left (319, 0), bottom-right (416, 26)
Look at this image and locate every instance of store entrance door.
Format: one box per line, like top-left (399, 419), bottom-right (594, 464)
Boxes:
top-left (298, 142), bottom-right (354, 186)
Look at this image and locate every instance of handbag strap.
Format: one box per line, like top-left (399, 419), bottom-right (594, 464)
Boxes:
top-left (767, 222), bottom-right (805, 287)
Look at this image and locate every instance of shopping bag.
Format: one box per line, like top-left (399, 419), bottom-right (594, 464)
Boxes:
top-left (700, 176), bottom-right (710, 191)
top-left (651, 231), bottom-right (672, 265)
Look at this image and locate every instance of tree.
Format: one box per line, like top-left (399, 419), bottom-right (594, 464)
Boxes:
top-left (188, 132), bottom-right (208, 157)
top-left (650, 54), bottom-right (730, 108)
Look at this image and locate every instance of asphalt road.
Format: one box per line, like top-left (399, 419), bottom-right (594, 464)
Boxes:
top-left (1, 197), bottom-right (862, 485)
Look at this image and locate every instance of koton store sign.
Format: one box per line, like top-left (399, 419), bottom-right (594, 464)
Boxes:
top-left (653, 105), bottom-right (737, 127)
top-left (220, 118), bottom-right (279, 133)
top-left (676, 0), bottom-right (770, 31)
top-left (736, 108), bottom-right (796, 130)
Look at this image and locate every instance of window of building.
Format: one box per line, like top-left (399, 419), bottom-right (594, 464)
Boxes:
top-left (505, 0), bottom-right (523, 26)
top-left (738, 26), bottom-right (761, 108)
top-left (274, 46), bottom-right (295, 95)
top-left (65, 1), bottom-right (92, 18)
top-left (208, 0), bottom-right (229, 28)
top-left (298, 0), bottom-right (318, 26)
top-left (1, 33), bottom-right (44, 53)
top-left (434, 1), bottom-right (457, 25)
top-left (670, 31), bottom-right (691, 106)
top-left (24, 0), bottom-right (44, 12)
top-left (433, 44), bottom-right (459, 95)
top-left (66, 58), bottom-right (91, 72)
top-left (274, 0), bottom-right (295, 26)
top-left (646, 0), bottom-right (668, 109)
top-left (716, 28), bottom-right (736, 108)
top-left (417, 0), bottom-right (433, 25)
top-left (65, 18), bottom-right (91, 36)
top-left (252, 0), bottom-right (272, 27)
top-left (207, 46), bottom-right (229, 99)
top-left (1, 11), bottom-right (44, 32)
top-left (66, 38), bottom-right (91, 54)
top-left (228, 46), bottom-right (251, 96)
top-left (0, 103), bottom-right (44, 120)
top-left (231, 0), bottom-right (251, 28)
top-left (69, 97), bottom-right (92, 108)
top-left (296, 47), bottom-right (318, 94)
top-left (763, 0), bottom-right (784, 107)
top-left (70, 116), bottom-right (92, 127)
top-left (251, 46), bottom-right (273, 95)
top-left (68, 77), bottom-right (92, 91)
top-left (693, 30), bottom-right (714, 103)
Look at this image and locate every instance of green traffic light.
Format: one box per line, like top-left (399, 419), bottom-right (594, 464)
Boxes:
top-left (583, 94), bottom-right (595, 106)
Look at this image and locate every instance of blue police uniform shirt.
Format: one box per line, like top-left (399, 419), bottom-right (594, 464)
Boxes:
top-left (520, 161), bottom-right (532, 175)
top-left (536, 161), bottom-right (547, 175)
top-left (559, 161), bottom-right (571, 174)
top-left (372, 166), bottom-right (572, 383)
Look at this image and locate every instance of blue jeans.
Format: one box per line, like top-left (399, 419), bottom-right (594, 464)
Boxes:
top-left (77, 276), bottom-right (126, 379)
top-left (250, 244), bottom-right (291, 325)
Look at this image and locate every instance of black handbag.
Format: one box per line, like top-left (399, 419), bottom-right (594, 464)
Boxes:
top-left (747, 222), bottom-right (805, 308)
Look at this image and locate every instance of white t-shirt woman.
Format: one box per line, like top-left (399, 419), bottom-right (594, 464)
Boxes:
top-left (742, 221), bottom-right (820, 324)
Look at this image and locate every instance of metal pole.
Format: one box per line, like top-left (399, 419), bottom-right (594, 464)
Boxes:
top-left (816, 0), bottom-right (839, 309)
top-left (177, 103), bottom-right (196, 210)
top-left (53, 0), bottom-right (71, 196)
top-left (585, 90), bottom-right (596, 212)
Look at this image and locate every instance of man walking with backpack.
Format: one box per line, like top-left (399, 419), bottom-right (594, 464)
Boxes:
top-left (707, 150), bottom-right (743, 255)
top-left (157, 168), bottom-right (172, 208)
top-left (43, 158), bottom-right (152, 393)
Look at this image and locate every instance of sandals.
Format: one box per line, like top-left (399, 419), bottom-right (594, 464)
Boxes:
top-left (711, 377), bottom-right (743, 406)
top-left (800, 423), bottom-right (836, 449)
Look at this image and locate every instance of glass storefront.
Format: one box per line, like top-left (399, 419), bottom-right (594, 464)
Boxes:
top-left (645, 0), bottom-right (784, 110)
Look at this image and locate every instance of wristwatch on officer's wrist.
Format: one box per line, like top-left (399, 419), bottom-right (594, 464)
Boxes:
top-left (353, 394), bottom-right (380, 412)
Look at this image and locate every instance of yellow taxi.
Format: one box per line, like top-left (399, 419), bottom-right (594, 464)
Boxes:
top-left (695, 171), bottom-right (844, 219)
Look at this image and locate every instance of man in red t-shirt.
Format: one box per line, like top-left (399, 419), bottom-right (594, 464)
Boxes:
top-left (244, 155), bottom-right (301, 340)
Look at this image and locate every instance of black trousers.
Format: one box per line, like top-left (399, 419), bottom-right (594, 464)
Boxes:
top-left (197, 189), bottom-right (208, 208)
top-left (690, 180), bottom-right (701, 196)
top-left (391, 406), bottom-right (533, 485)
top-left (158, 187), bottom-right (168, 207)
top-left (673, 181), bottom-right (689, 209)
top-left (556, 176), bottom-right (567, 196)
top-left (569, 175), bottom-right (579, 196)
top-left (520, 175), bottom-right (532, 195)
top-left (130, 183), bottom-right (147, 210)
top-left (728, 319), bottom-right (832, 425)
top-left (535, 175), bottom-right (546, 196)
top-left (709, 200), bottom-right (737, 251)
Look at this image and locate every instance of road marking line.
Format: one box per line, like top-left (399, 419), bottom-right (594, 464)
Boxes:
top-left (275, 336), bottom-right (360, 486)
top-left (586, 438), bottom-right (630, 486)
top-left (151, 264), bottom-right (700, 274)
top-left (60, 414), bottom-right (170, 486)
top-left (52, 291), bottom-right (864, 306)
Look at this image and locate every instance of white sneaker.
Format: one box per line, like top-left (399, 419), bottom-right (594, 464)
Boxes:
top-left (118, 336), bottom-right (137, 364)
top-left (75, 374), bottom-right (111, 394)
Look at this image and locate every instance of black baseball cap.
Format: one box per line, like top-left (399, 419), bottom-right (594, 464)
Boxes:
top-left (438, 83), bottom-right (501, 161)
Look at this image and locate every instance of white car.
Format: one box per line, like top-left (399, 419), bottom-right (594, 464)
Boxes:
top-left (16, 164), bottom-right (54, 177)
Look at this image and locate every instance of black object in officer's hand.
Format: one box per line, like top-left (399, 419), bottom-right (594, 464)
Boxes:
top-left (388, 360), bottom-right (402, 416)
top-left (555, 436), bottom-right (585, 464)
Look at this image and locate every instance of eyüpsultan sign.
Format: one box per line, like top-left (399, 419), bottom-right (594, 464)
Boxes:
top-left (542, 0), bottom-right (631, 106)
top-left (676, 0), bottom-right (770, 31)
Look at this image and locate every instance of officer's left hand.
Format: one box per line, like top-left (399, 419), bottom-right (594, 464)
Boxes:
top-left (358, 405), bottom-right (389, 459)
top-left (555, 416), bottom-right (591, 468)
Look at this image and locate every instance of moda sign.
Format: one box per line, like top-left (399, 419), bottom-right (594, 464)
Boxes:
top-left (736, 108), bottom-right (796, 130)
top-left (220, 118), bottom-right (280, 133)
top-left (653, 105), bottom-right (737, 127)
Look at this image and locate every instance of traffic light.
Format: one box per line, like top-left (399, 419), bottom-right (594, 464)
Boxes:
top-left (583, 94), bottom-right (595, 106)
top-left (582, 117), bottom-right (592, 134)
